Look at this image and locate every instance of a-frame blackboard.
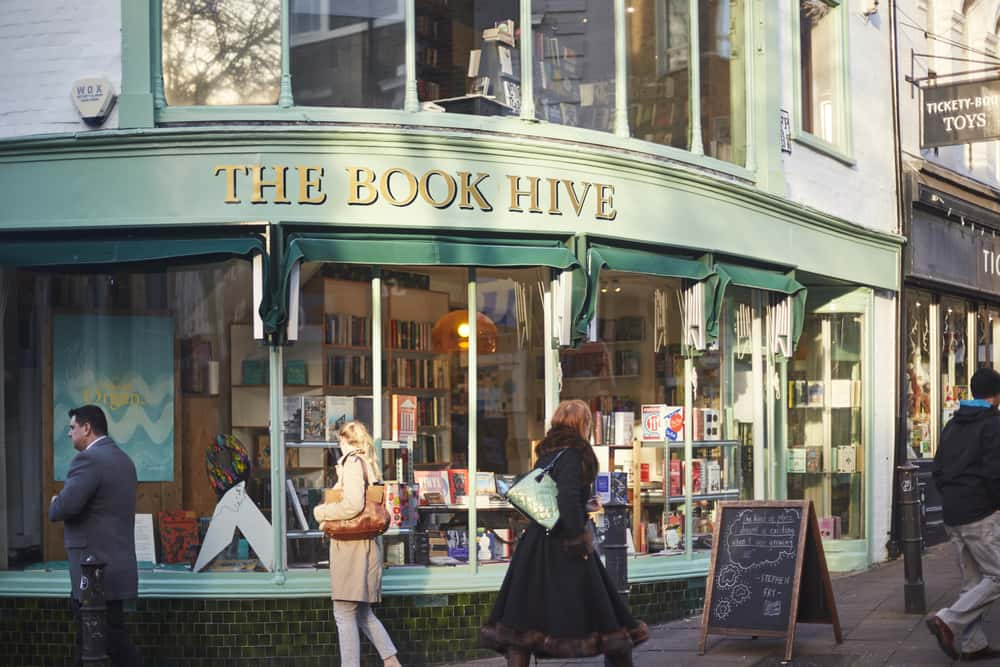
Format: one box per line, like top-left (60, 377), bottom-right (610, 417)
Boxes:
top-left (698, 500), bottom-right (842, 661)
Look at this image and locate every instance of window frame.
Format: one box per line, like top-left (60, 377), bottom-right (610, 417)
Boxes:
top-left (121, 0), bottom-right (756, 179)
top-left (789, 0), bottom-right (855, 165)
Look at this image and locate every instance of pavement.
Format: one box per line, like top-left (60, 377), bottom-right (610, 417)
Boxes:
top-left (442, 543), bottom-right (1000, 666)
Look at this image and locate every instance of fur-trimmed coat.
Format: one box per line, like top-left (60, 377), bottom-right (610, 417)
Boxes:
top-left (480, 427), bottom-right (648, 659)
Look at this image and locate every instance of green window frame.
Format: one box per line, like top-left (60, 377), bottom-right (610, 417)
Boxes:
top-left (790, 0), bottom-right (854, 164)
top-left (118, 0), bottom-right (757, 179)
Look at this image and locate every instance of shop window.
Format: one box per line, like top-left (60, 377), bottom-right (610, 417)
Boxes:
top-left (290, 0), bottom-right (405, 109)
top-left (795, 0), bottom-right (850, 152)
top-left (287, 263), bottom-right (544, 568)
top-left (2, 261), bottom-right (262, 571)
top-left (721, 287), bottom-right (757, 500)
top-left (627, 0), bottom-right (690, 150)
top-left (976, 306), bottom-right (1000, 369)
top-left (940, 297), bottom-right (970, 426)
top-left (416, 0), bottom-right (521, 115)
top-left (474, 268), bottom-right (547, 562)
top-left (904, 290), bottom-right (933, 459)
top-left (531, 1), bottom-right (615, 132)
top-left (558, 271), bottom-right (728, 558)
top-left (786, 290), bottom-right (866, 541)
top-left (698, 0), bottom-right (747, 164)
top-left (162, 0), bottom-right (281, 106)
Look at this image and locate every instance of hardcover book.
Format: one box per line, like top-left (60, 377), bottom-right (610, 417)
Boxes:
top-left (241, 359), bottom-right (267, 385)
top-left (282, 396), bottom-right (304, 443)
top-left (837, 445), bottom-right (857, 473)
top-left (284, 359), bottom-right (308, 385)
top-left (392, 394), bottom-right (418, 444)
top-left (325, 396), bottom-right (354, 441)
top-left (414, 470), bottom-right (450, 505)
top-left (787, 447), bottom-right (807, 473)
top-left (805, 447), bottom-right (822, 473)
top-left (301, 397), bottom-right (326, 442)
top-left (448, 469), bottom-right (469, 505)
top-left (706, 460), bottom-right (722, 492)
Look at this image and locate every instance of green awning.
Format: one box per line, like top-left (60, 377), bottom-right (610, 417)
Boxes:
top-left (574, 244), bottom-right (716, 348)
top-left (279, 232), bottom-right (582, 334)
top-left (712, 263), bottom-right (808, 353)
top-left (0, 235), bottom-right (271, 329)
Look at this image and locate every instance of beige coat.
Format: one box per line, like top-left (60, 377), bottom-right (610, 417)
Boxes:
top-left (312, 451), bottom-right (383, 602)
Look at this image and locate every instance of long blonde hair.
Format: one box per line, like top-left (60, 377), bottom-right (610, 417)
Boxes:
top-left (338, 420), bottom-right (381, 481)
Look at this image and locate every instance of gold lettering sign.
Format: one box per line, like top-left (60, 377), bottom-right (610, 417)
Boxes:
top-left (214, 164), bottom-right (616, 221)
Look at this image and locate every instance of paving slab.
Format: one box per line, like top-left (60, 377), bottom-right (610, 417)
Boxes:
top-left (440, 543), bottom-right (1000, 666)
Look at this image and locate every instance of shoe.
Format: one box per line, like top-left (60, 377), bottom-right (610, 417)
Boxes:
top-left (926, 615), bottom-right (959, 660)
top-left (961, 646), bottom-right (1000, 661)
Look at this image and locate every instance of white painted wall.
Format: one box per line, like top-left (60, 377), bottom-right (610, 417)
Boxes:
top-left (778, 0), bottom-right (900, 237)
top-left (870, 290), bottom-right (898, 563)
top-left (896, 0), bottom-right (1000, 187)
top-left (0, 1), bottom-right (121, 138)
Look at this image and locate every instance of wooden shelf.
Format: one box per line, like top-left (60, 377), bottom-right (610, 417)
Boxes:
top-left (562, 374), bottom-right (640, 381)
top-left (667, 490), bottom-right (740, 503)
top-left (322, 344), bottom-right (370, 351)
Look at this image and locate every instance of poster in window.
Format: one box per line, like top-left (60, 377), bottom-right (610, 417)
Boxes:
top-left (53, 313), bottom-right (175, 481)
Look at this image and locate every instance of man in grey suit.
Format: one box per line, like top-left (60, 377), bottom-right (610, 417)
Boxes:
top-left (49, 404), bottom-right (142, 666)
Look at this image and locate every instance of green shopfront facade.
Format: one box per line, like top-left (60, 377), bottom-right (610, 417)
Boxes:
top-left (0, 2), bottom-right (901, 665)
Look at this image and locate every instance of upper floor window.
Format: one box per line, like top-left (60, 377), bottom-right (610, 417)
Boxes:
top-left (796, 0), bottom-right (850, 152)
top-left (156, 0), bottom-right (748, 166)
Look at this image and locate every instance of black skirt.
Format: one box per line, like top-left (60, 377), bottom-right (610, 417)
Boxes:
top-left (480, 521), bottom-right (648, 658)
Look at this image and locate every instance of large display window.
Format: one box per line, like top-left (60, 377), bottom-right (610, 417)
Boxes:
top-left (2, 259), bottom-right (263, 572)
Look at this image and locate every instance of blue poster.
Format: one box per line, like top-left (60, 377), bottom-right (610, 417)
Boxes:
top-left (53, 314), bottom-right (175, 481)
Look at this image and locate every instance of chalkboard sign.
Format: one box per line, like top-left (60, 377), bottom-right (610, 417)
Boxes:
top-left (698, 500), bottom-right (841, 661)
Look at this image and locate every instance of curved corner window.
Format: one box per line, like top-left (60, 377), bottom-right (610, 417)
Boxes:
top-left (627, 0), bottom-right (690, 149)
top-left (162, 0), bottom-right (281, 106)
top-left (290, 0), bottom-right (406, 109)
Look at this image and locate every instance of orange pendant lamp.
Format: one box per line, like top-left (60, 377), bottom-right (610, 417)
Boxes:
top-left (431, 310), bottom-right (497, 353)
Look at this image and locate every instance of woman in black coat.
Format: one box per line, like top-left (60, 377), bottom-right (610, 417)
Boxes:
top-left (480, 399), bottom-right (648, 667)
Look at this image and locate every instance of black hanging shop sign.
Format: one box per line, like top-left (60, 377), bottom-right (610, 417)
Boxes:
top-left (907, 207), bottom-right (1000, 295)
top-left (921, 76), bottom-right (1000, 148)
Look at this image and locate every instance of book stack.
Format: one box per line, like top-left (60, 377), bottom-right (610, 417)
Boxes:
top-left (326, 353), bottom-right (371, 386)
top-left (389, 319), bottom-right (434, 350)
top-left (391, 357), bottom-right (447, 389)
top-left (594, 410), bottom-right (635, 447)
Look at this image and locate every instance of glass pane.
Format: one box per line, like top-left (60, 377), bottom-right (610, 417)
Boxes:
top-left (416, 1), bottom-right (521, 116)
top-left (384, 266), bottom-right (468, 566)
top-left (162, 0), bottom-right (281, 106)
top-left (627, 0), bottom-right (690, 148)
top-left (290, 0), bottom-right (406, 109)
top-left (474, 268), bottom-right (547, 563)
top-left (699, 0), bottom-right (746, 164)
top-left (532, 2), bottom-right (615, 132)
top-left (941, 297), bottom-right (969, 427)
top-left (3, 261), bottom-right (262, 572)
top-left (786, 292), bottom-right (866, 541)
top-left (799, 1), bottom-right (842, 145)
top-left (722, 287), bottom-right (755, 499)
top-left (976, 306), bottom-right (999, 369)
top-left (904, 290), bottom-right (933, 459)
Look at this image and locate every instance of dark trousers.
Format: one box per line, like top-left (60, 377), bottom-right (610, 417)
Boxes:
top-left (72, 598), bottom-right (143, 666)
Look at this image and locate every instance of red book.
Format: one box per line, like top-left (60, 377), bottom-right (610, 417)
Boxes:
top-left (448, 469), bottom-right (469, 504)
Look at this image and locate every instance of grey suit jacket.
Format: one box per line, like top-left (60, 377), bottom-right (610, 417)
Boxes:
top-left (49, 437), bottom-right (138, 601)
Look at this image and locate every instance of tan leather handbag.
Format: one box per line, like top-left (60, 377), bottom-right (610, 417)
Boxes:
top-left (321, 453), bottom-right (390, 541)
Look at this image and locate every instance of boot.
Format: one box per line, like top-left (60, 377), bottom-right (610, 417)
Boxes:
top-left (606, 650), bottom-right (635, 667)
top-left (505, 648), bottom-right (531, 667)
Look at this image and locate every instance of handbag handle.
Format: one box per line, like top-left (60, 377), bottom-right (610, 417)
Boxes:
top-left (535, 447), bottom-right (569, 482)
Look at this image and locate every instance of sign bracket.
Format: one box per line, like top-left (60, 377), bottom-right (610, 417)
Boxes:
top-left (905, 49), bottom-right (1000, 97)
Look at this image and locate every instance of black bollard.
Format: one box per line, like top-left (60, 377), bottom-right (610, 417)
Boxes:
top-left (79, 554), bottom-right (109, 665)
top-left (897, 464), bottom-right (926, 614)
top-left (602, 500), bottom-right (630, 667)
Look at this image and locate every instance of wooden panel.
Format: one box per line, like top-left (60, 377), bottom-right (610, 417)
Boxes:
top-left (181, 395), bottom-right (223, 518)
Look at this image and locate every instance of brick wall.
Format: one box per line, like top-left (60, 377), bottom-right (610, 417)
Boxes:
top-left (0, 1), bottom-right (121, 138)
top-left (0, 578), bottom-right (703, 666)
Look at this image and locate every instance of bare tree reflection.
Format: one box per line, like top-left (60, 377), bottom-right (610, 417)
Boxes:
top-left (163, 0), bottom-right (281, 106)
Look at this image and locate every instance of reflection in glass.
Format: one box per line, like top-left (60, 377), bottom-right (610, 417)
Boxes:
top-left (162, 0), bottom-right (281, 106)
top-left (904, 290), bottom-right (932, 458)
top-left (416, 1), bottom-right (521, 116)
top-left (722, 288), bottom-right (755, 500)
top-left (290, 0), bottom-right (405, 108)
top-left (698, 0), bottom-right (746, 164)
top-left (940, 297), bottom-right (969, 427)
top-left (474, 269), bottom-right (546, 560)
top-left (786, 293), bottom-right (866, 540)
top-left (627, 0), bottom-right (690, 148)
top-left (799, 1), bottom-right (842, 144)
top-left (532, 2), bottom-right (615, 131)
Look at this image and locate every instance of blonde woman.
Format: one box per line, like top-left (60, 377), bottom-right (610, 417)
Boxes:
top-left (313, 421), bottom-right (402, 667)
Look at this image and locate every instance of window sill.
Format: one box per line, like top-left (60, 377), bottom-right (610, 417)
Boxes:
top-left (154, 105), bottom-right (755, 183)
top-left (793, 132), bottom-right (856, 167)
